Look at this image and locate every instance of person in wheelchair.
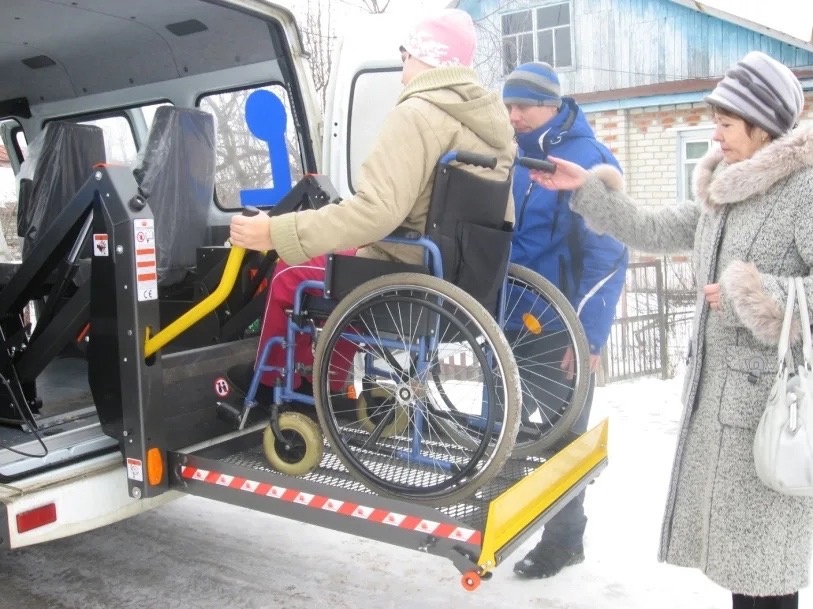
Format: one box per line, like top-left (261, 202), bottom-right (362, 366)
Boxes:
top-left (228, 8), bottom-right (515, 396)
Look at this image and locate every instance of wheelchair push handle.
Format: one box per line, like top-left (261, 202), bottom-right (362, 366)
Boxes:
top-left (518, 156), bottom-right (557, 174)
top-left (242, 206), bottom-right (262, 217)
top-left (440, 151), bottom-right (498, 170)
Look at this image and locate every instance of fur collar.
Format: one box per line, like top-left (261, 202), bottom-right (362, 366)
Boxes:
top-left (693, 126), bottom-right (813, 211)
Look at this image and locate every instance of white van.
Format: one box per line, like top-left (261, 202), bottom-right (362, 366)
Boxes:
top-left (0, 0), bottom-right (606, 589)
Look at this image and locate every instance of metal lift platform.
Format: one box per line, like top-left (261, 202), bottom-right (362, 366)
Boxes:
top-left (168, 419), bottom-right (607, 590)
top-left (32, 165), bottom-right (609, 591)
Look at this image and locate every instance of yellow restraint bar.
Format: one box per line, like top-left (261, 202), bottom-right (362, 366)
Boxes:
top-left (477, 418), bottom-right (609, 573)
top-left (143, 246), bottom-right (246, 358)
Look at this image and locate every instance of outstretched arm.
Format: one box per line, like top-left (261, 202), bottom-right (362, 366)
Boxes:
top-left (532, 157), bottom-right (700, 255)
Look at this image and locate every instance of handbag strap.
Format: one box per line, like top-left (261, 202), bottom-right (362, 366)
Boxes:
top-left (778, 278), bottom-right (797, 372)
top-left (794, 277), bottom-right (812, 369)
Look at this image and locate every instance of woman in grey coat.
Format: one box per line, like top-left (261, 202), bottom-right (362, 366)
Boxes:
top-left (530, 51), bottom-right (813, 609)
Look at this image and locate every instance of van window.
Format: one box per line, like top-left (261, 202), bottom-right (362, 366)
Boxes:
top-left (199, 84), bottom-right (304, 209)
top-left (1, 121), bottom-right (24, 261)
top-left (346, 69), bottom-right (402, 193)
top-left (77, 115), bottom-right (138, 165)
top-left (1, 120), bottom-right (22, 202)
top-left (14, 129), bottom-right (27, 160)
top-left (142, 103), bottom-right (171, 131)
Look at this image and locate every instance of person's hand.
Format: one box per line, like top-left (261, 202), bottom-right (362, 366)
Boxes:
top-left (529, 156), bottom-right (589, 191)
top-left (230, 213), bottom-right (274, 251)
top-left (560, 347), bottom-right (602, 379)
top-left (704, 283), bottom-right (722, 311)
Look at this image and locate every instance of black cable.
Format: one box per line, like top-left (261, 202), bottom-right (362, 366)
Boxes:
top-left (0, 371), bottom-right (48, 459)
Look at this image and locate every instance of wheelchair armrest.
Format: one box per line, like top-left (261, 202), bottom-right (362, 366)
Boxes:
top-left (385, 226), bottom-right (422, 240)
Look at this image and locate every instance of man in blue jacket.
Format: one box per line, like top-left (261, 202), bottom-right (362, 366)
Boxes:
top-left (503, 62), bottom-right (628, 579)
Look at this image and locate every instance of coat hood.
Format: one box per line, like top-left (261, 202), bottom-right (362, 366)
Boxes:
top-left (693, 125), bottom-right (813, 211)
top-left (399, 66), bottom-right (514, 148)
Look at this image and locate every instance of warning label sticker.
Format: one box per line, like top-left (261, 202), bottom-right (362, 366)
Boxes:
top-left (93, 233), bottom-right (109, 256)
top-left (126, 457), bottom-right (144, 482)
top-left (214, 377), bottom-right (230, 398)
top-left (133, 219), bottom-right (157, 302)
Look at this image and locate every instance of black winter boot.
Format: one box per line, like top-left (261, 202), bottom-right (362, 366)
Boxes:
top-left (513, 541), bottom-right (584, 579)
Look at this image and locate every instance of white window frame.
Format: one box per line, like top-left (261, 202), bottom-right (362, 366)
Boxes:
top-left (500, 1), bottom-right (575, 74)
top-left (676, 128), bottom-right (714, 203)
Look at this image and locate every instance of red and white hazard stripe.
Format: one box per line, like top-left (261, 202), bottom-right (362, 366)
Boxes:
top-left (180, 465), bottom-right (482, 544)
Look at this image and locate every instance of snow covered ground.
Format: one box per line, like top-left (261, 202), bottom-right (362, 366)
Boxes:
top-left (1, 375), bottom-right (810, 609)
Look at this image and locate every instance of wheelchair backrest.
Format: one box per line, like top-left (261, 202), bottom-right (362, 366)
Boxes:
top-left (133, 106), bottom-right (216, 287)
top-left (425, 162), bottom-right (513, 313)
top-left (18, 121), bottom-right (106, 258)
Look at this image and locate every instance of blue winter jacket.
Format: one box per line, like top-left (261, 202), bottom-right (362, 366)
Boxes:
top-left (511, 97), bottom-right (628, 354)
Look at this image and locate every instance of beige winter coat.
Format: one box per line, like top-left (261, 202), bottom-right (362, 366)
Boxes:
top-left (569, 127), bottom-right (813, 595)
top-left (269, 66), bottom-right (515, 265)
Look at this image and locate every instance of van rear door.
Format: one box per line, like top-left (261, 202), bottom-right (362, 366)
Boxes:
top-left (322, 15), bottom-right (406, 198)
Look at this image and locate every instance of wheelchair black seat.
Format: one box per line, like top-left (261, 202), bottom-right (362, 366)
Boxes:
top-left (315, 159), bottom-right (512, 316)
top-left (426, 162), bottom-right (512, 313)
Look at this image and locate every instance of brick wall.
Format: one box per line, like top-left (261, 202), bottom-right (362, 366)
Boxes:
top-left (583, 90), bottom-right (813, 211)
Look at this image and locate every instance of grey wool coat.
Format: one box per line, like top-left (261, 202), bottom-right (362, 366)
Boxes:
top-left (569, 126), bottom-right (813, 595)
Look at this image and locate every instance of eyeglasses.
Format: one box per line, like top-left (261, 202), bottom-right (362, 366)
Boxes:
top-left (399, 45), bottom-right (409, 64)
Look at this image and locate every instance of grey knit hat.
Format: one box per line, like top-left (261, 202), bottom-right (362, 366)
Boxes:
top-left (705, 51), bottom-right (804, 138)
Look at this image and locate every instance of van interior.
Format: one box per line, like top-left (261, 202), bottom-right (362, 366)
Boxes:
top-left (0, 0), bottom-right (318, 480)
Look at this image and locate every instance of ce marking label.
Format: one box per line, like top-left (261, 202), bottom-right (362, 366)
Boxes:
top-left (140, 288), bottom-right (155, 300)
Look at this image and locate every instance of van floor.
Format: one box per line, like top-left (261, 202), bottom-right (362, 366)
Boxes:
top-left (1, 356), bottom-right (96, 426)
top-left (0, 357), bottom-right (111, 481)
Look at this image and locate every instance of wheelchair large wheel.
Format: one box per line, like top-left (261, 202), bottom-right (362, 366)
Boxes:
top-left (313, 273), bottom-right (521, 506)
top-left (429, 264), bottom-right (590, 458)
top-left (499, 264), bottom-right (590, 456)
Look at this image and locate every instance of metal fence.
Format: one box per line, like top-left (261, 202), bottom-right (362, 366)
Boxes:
top-left (602, 257), bottom-right (696, 383)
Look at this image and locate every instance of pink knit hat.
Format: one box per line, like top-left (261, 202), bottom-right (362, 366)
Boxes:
top-left (401, 9), bottom-right (476, 68)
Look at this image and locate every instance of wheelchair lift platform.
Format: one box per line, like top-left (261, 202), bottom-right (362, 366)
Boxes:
top-left (168, 419), bottom-right (607, 590)
top-left (0, 164), bottom-right (608, 590)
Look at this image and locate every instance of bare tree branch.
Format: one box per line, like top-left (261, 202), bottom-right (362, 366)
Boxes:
top-left (295, 0), bottom-right (398, 108)
top-left (471, 0), bottom-right (527, 88)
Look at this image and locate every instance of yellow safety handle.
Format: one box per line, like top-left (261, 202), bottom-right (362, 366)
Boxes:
top-left (144, 246), bottom-right (247, 358)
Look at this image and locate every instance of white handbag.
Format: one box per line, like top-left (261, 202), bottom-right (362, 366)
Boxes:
top-left (753, 276), bottom-right (813, 496)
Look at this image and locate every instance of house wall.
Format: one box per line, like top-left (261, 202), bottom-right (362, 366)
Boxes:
top-left (583, 90), bottom-right (813, 211)
top-left (461, 0), bottom-right (813, 91)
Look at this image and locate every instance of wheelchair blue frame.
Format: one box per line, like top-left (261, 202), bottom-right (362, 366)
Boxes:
top-left (243, 152), bottom-right (511, 471)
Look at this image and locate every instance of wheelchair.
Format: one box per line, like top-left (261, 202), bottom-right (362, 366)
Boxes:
top-left (238, 152), bottom-right (590, 506)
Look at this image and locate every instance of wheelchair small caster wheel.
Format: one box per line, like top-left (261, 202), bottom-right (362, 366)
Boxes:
top-left (460, 571), bottom-right (481, 591)
top-left (263, 412), bottom-right (323, 476)
top-left (356, 387), bottom-right (409, 438)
